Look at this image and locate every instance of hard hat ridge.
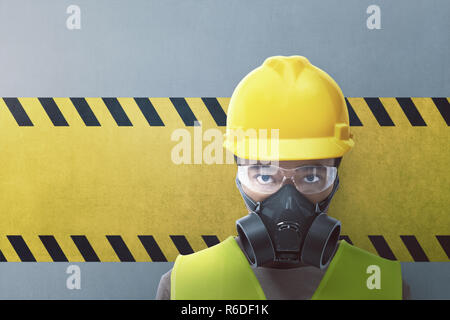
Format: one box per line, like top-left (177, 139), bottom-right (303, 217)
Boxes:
top-left (263, 55), bottom-right (310, 81)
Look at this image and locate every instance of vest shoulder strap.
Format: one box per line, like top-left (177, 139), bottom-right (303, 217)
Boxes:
top-left (312, 240), bottom-right (403, 300)
top-left (171, 235), bottom-right (266, 300)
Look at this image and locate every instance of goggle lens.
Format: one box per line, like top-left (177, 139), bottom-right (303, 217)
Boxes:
top-left (238, 165), bottom-right (337, 195)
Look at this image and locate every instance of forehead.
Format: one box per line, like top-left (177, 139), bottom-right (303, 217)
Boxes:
top-left (238, 158), bottom-right (335, 168)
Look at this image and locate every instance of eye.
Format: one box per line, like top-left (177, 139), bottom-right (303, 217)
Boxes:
top-left (304, 174), bottom-right (320, 183)
top-left (256, 174), bottom-right (274, 185)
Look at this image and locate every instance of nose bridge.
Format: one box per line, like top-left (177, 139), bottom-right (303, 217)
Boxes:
top-left (280, 171), bottom-right (296, 187)
top-left (278, 175), bottom-right (304, 201)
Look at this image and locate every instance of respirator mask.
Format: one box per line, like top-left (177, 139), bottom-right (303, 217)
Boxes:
top-left (235, 162), bottom-right (342, 269)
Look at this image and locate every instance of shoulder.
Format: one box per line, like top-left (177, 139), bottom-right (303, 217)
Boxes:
top-left (155, 268), bottom-right (172, 300)
top-left (402, 279), bottom-right (411, 300)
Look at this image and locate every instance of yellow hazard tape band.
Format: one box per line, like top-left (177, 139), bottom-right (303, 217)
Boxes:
top-left (0, 97), bottom-right (449, 262)
top-left (1, 97), bottom-right (449, 127)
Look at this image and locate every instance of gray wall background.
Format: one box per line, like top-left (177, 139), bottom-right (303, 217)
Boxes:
top-left (0, 262), bottom-right (448, 300)
top-left (0, 0), bottom-right (449, 97)
top-left (0, 0), bottom-right (448, 299)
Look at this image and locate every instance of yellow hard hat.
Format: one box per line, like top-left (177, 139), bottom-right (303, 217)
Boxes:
top-left (223, 55), bottom-right (354, 161)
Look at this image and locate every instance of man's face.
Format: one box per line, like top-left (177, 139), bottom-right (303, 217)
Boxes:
top-left (240, 158), bottom-right (336, 205)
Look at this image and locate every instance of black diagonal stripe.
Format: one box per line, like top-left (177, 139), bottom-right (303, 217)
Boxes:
top-left (102, 98), bottom-right (133, 126)
top-left (38, 98), bottom-right (69, 126)
top-left (368, 235), bottom-right (397, 260)
top-left (138, 235), bottom-right (167, 262)
top-left (400, 235), bottom-right (429, 262)
top-left (106, 236), bottom-right (135, 262)
top-left (3, 98), bottom-right (33, 126)
top-left (364, 97), bottom-right (395, 126)
top-left (170, 235), bottom-right (194, 255)
top-left (170, 98), bottom-right (198, 126)
top-left (0, 250), bottom-right (6, 262)
top-left (345, 98), bottom-right (363, 126)
top-left (39, 235), bottom-right (68, 262)
top-left (70, 97), bottom-right (101, 126)
top-left (432, 98), bottom-right (450, 126)
top-left (201, 98), bottom-right (227, 126)
top-left (396, 98), bottom-right (427, 126)
top-left (202, 235), bottom-right (220, 247)
top-left (339, 235), bottom-right (353, 245)
top-left (7, 235), bottom-right (36, 262)
top-left (436, 235), bottom-right (450, 259)
top-left (71, 235), bottom-right (100, 262)
top-left (134, 98), bottom-right (164, 126)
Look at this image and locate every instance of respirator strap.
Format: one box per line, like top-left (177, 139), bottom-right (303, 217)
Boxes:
top-left (316, 174), bottom-right (340, 214)
top-left (235, 174), bottom-right (260, 213)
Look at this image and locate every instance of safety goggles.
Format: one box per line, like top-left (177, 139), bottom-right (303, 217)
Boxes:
top-left (237, 164), bottom-right (337, 195)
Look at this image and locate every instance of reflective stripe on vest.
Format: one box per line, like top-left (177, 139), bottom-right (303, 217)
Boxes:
top-left (171, 236), bottom-right (402, 300)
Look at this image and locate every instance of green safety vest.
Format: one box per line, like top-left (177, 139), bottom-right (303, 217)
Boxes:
top-left (171, 236), bottom-right (402, 300)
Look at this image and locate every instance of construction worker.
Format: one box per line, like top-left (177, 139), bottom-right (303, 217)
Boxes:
top-left (156, 56), bottom-right (410, 300)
